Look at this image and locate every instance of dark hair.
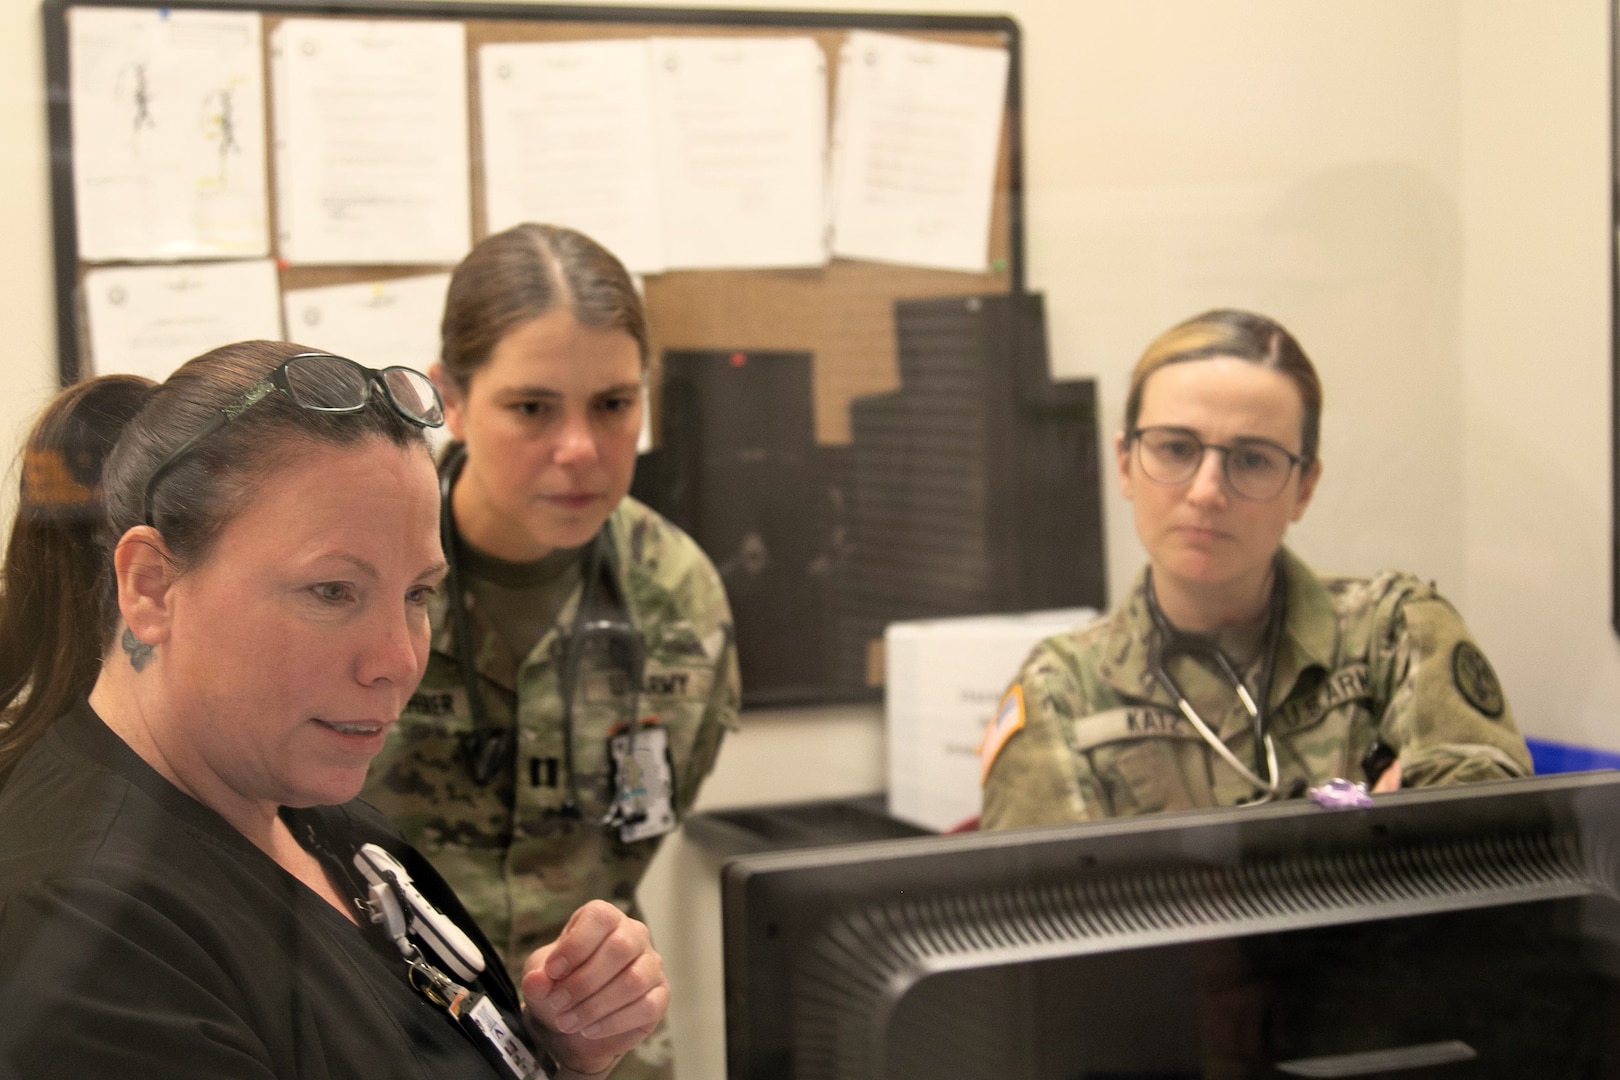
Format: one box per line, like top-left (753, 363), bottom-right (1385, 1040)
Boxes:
top-left (0, 340), bottom-right (426, 777)
top-left (0, 374), bottom-right (153, 773)
top-left (1124, 309), bottom-right (1324, 463)
top-left (439, 223), bottom-right (648, 386)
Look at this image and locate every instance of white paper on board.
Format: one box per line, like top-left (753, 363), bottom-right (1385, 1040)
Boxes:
top-left (650, 36), bottom-right (829, 271)
top-left (271, 19), bottom-right (470, 266)
top-left (280, 273), bottom-right (451, 376)
top-left (480, 39), bottom-right (665, 275)
top-left (84, 259), bottom-right (284, 382)
top-left (830, 30), bottom-right (1009, 273)
top-left (69, 7), bottom-right (270, 261)
top-left (270, 28), bottom-right (293, 264)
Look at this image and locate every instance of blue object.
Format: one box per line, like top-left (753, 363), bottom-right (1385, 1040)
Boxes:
top-left (1525, 737), bottom-right (1620, 774)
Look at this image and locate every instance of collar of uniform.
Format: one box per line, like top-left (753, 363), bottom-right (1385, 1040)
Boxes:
top-left (1266, 546), bottom-right (1339, 711)
top-left (428, 583), bottom-right (454, 656)
top-left (1095, 548), bottom-right (1336, 710)
top-left (428, 572), bottom-right (521, 694)
top-left (428, 504), bottom-right (640, 694)
top-left (1095, 566), bottom-right (1178, 707)
top-left (599, 500), bottom-right (651, 630)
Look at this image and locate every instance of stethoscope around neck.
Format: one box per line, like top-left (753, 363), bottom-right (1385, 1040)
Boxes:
top-left (439, 445), bottom-right (647, 829)
top-left (1143, 554), bottom-right (1292, 802)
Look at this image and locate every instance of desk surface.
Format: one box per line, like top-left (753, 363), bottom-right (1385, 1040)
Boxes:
top-left (684, 794), bottom-right (931, 858)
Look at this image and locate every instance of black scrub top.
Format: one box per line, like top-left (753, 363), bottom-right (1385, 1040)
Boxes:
top-left (0, 701), bottom-right (527, 1079)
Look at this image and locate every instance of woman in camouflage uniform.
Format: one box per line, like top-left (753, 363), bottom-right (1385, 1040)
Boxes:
top-left (981, 309), bottom-right (1530, 829)
top-left (362, 225), bottom-right (741, 1080)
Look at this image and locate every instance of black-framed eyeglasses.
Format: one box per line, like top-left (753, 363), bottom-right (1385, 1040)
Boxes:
top-left (1127, 425), bottom-right (1307, 502)
top-left (142, 352), bottom-right (445, 527)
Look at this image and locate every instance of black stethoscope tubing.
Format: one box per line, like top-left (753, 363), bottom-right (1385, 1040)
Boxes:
top-left (438, 446), bottom-right (645, 825)
top-left (1144, 552), bottom-right (1289, 800)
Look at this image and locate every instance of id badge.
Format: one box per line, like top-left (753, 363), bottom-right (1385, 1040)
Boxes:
top-left (608, 724), bottom-right (676, 843)
top-left (458, 993), bottom-right (547, 1079)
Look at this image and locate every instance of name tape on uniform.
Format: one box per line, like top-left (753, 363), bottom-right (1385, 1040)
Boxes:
top-left (1068, 707), bottom-right (1202, 752)
top-left (583, 666), bottom-right (714, 702)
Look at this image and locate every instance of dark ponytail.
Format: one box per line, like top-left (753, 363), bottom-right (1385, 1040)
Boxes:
top-left (0, 375), bottom-right (154, 776)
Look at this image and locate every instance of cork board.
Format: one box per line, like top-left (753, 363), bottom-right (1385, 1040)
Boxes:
top-left (44, 0), bottom-right (1023, 453)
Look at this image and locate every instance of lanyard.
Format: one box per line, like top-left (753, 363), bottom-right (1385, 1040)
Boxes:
top-left (354, 843), bottom-right (546, 1079)
top-left (291, 813), bottom-right (546, 1079)
top-left (1144, 555), bottom-right (1288, 800)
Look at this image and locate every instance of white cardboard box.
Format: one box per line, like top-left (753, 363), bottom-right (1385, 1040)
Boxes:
top-left (885, 608), bottom-right (1098, 832)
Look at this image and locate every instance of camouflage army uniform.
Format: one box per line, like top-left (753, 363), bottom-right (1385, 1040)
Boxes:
top-left (981, 548), bottom-right (1531, 829)
top-left (363, 496), bottom-right (740, 1080)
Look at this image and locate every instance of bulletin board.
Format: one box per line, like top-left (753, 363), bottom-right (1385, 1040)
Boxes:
top-left (40, 0), bottom-right (1085, 709)
top-left (40, 0), bottom-right (1024, 451)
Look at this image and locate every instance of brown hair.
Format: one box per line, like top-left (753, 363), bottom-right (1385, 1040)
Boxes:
top-left (0, 340), bottom-right (427, 777)
top-left (0, 374), bottom-right (152, 771)
top-left (1124, 309), bottom-right (1323, 462)
top-left (439, 223), bottom-right (648, 386)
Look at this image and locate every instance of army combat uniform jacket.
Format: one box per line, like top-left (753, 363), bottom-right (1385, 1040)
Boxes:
top-left (363, 497), bottom-right (740, 973)
top-left (981, 549), bottom-right (1532, 829)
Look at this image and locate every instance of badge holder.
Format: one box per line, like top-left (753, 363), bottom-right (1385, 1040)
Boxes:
top-left (354, 844), bottom-right (550, 1080)
top-left (605, 723), bottom-right (676, 843)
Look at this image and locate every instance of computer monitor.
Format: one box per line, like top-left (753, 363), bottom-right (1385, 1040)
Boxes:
top-left (722, 772), bottom-right (1620, 1079)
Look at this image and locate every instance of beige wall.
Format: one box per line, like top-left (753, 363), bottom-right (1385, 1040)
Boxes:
top-left (1458, 2), bottom-right (1618, 753)
top-left (1, 0), bottom-right (65, 519)
top-left (1, 0), bottom-right (1612, 1076)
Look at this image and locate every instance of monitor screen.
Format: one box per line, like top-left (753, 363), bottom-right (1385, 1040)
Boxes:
top-left (722, 772), bottom-right (1620, 1079)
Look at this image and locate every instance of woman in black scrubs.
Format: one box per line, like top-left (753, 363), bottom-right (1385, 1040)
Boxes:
top-left (0, 341), bottom-right (666, 1079)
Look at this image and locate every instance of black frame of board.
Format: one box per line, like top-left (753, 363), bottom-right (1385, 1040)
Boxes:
top-left (41, 0), bottom-right (1025, 386)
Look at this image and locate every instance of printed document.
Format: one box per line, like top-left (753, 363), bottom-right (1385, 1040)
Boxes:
top-left (650, 36), bottom-right (828, 270)
top-left (69, 7), bottom-right (269, 261)
top-left (480, 39), bottom-right (664, 274)
top-left (281, 273), bottom-right (451, 375)
top-left (271, 19), bottom-right (470, 265)
top-left (830, 31), bottom-right (1008, 273)
top-left (84, 259), bottom-right (283, 381)
top-left (886, 608), bottom-right (1096, 833)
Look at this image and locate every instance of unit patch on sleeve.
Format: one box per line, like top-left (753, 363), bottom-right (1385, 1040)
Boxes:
top-left (977, 685), bottom-right (1026, 785)
top-left (1451, 641), bottom-right (1504, 719)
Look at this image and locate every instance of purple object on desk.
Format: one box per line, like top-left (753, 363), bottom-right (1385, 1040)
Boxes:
top-left (1309, 778), bottom-right (1373, 810)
